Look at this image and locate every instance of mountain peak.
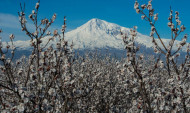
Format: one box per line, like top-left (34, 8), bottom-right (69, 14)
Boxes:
top-left (88, 18), bottom-right (103, 23)
top-left (79, 18), bottom-right (121, 33)
top-left (85, 18), bottom-right (106, 28)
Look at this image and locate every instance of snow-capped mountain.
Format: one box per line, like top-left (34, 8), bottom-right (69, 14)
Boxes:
top-left (65, 18), bottom-right (124, 49)
top-left (3, 18), bottom-right (187, 51)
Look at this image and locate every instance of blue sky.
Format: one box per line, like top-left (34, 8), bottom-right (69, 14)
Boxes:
top-left (0, 0), bottom-right (190, 42)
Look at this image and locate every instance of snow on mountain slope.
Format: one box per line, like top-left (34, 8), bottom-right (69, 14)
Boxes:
top-left (2, 18), bottom-right (187, 51)
top-left (65, 18), bottom-right (124, 49)
top-left (64, 18), bottom-right (187, 51)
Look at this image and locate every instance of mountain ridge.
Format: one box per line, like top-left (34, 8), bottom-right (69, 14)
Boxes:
top-left (2, 18), bottom-right (188, 52)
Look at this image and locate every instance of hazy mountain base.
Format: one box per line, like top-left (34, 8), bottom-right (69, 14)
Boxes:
top-left (6, 45), bottom-right (186, 63)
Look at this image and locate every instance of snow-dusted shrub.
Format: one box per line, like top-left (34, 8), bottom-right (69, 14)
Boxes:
top-left (119, 0), bottom-right (190, 112)
top-left (0, 1), bottom-right (74, 112)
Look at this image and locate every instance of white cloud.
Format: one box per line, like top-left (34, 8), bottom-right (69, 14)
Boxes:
top-left (0, 13), bottom-right (71, 41)
top-left (0, 13), bottom-right (35, 41)
top-left (0, 13), bottom-right (36, 30)
top-left (0, 13), bottom-right (20, 29)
